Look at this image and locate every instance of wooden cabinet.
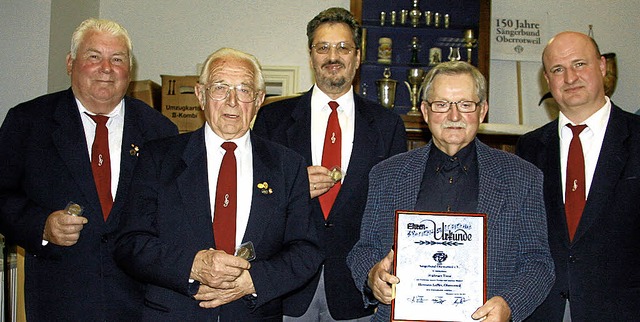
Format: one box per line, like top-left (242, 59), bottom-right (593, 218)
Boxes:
top-left (349, 0), bottom-right (520, 152)
top-left (351, 0), bottom-right (490, 113)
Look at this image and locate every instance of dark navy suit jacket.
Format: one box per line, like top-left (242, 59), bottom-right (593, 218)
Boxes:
top-left (114, 128), bottom-right (322, 321)
top-left (252, 89), bottom-right (407, 319)
top-left (0, 88), bottom-right (178, 321)
top-left (516, 104), bottom-right (640, 321)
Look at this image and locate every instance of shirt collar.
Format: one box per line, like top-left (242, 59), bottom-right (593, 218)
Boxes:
top-left (558, 96), bottom-right (611, 139)
top-left (311, 85), bottom-right (355, 114)
top-left (204, 124), bottom-right (251, 154)
top-left (430, 141), bottom-right (476, 173)
top-left (76, 98), bottom-right (125, 119)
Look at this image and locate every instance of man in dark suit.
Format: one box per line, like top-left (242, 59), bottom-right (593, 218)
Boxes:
top-left (0, 18), bottom-right (177, 321)
top-left (348, 61), bottom-right (554, 322)
top-left (516, 31), bottom-right (640, 321)
top-left (114, 47), bottom-right (322, 321)
top-left (252, 7), bottom-right (406, 321)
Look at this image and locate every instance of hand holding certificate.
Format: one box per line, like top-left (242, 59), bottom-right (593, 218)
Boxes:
top-left (392, 211), bottom-right (487, 322)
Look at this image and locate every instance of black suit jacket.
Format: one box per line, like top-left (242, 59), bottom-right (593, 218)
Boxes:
top-left (252, 89), bottom-right (407, 319)
top-left (114, 128), bottom-right (322, 321)
top-left (0, 88), bottom-right (178, 321)
top-left (516, 104), bottom-right (640, 321)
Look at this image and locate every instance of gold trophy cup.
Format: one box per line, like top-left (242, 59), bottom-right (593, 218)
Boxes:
top-left (404, 68), bottom-right (426, 116)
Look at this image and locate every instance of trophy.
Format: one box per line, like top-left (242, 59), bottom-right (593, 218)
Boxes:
top-left (404, 68), bottom-right (426, 116)
top-left (376, 67), bottom-right (397, 109)
top-left (464, 29), bottom-right (477, 63)
top-left (448, 47), bottom-right (461, 61)
top-left (409, 36), bottom-right (421, 64)
top-left (409, 0), bottom-right (422, 27)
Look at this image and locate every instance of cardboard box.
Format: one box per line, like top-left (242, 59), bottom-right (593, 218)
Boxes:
top-left (161, 75), bottom-right (206, 133)
top-left (127, 80), bottom-right (162, 111)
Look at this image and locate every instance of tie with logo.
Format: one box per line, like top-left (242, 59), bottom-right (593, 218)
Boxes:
top-left (565, 124), bottom-right (587, 241)
top-left (213, 142), bottom-right (237, 254)
top-left (319, 101), bottom-right (341, 219)
top-left (87, 114), bottom-right (113, 221)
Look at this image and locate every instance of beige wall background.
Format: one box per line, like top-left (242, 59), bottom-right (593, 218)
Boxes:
top-left (1, 0), bottom-right (639, 126)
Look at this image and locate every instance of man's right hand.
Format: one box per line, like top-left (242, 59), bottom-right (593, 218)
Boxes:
top-left (367, 249), bottom-right (400, 304)
top-left (307, 165), bottom-right (336, 199)
top-left (190, 249), bottom-right (251, 288)
top-left (42, 210), bottom-right (88, 246)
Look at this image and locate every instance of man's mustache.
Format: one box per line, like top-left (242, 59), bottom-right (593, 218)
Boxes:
top-left (322, 60), bottom-right (345, 68)
top-left (442, 121), bottom-right (467, 129)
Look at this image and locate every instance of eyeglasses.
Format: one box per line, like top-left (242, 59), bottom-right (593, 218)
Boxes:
top-left (205, 83), bottom-right (258, 103)
top-left (426, 100), bottom-right (481, 113)
top-left (311, 42), bottom-right (356, 55)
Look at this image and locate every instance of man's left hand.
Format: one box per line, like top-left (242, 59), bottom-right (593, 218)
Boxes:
top-left (471, 296), bottom-right (511, 322)
top-left (194, 269), bottom-right (255, 308)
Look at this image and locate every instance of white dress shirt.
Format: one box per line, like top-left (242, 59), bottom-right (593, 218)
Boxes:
top-left (558, 97), bottom-right (611, 201)
top-left (78, 99), bottom-right (125, 200)
top-left (310, 85), bottom-right (355, 178)
top-left (204, 126), bottom-right (253, 248)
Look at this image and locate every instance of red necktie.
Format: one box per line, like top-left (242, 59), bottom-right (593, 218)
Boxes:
top-left (213, 142), bottom-right (237, 254)
top-left (565, 124), bottom-right (587, 241)
top-left (319, 101), bottom-right (341, 219)
top-left (87, 114), bottom-right (113, 221)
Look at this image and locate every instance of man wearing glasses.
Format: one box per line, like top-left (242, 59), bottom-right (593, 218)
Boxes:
top-left (253, 7), bottom-right (406, 322)
top-left (347, 61), bottom-right (555, 322)
top-left (114, 47), bottom-right (322, 320)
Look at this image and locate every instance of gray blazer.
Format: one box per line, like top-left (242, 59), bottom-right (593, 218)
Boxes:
top-left (347, 139), bottom-right (555, 322)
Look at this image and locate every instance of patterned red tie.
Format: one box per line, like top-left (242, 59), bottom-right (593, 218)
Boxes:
top-left (213, 142), bottom-right (237, 254)
top-left (87, 114), bottom-right (113, 221)
top-left (565, 124), bottom-right (587, 241)
top-left (319, 101), bottom-right (341, 219)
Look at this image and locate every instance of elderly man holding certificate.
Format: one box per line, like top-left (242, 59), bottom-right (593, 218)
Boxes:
top-left (347, 61), bottom-right (554, 322)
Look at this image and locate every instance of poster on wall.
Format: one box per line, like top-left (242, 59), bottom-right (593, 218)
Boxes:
top-left (491, 13), bottom-right (549, 62)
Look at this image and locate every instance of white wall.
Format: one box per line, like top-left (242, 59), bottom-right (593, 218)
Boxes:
top-left (1, 0), bottom-right (639, 126)
top-left (99, 0), bottom-right (349, 92)
top-left (0, 0), bottom-right (51, 122)
top-left (489, 1), bottom-right (640, 126)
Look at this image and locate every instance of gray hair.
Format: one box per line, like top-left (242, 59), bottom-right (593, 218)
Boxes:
top-left (198, 47), bottom-right (265, 94)
top-left (421, 61), bottom-right (487, 103)
top-left (307, 7), bottom-right (361, 50)
top-left (70, 18), bottom-right (133, 65)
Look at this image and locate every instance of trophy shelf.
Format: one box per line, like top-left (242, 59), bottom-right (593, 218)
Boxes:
top-left (351, 0), bottom-right (491, 117)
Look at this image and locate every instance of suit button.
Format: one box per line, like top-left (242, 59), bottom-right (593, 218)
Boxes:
top-left (560, 291), bottom-right (569, 299)
top-left (569, 255), bottom-right (577, 263)
top-left (101, 235), bottom-right (108, 243)
top-left (324, 222), bottom-right (334, 228)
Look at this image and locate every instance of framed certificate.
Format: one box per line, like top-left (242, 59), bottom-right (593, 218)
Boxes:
top-left (392, 211), bottom-right (487, 322)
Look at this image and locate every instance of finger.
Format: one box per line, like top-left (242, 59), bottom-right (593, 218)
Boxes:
top-left (198, 299), bottom-right (224, 309)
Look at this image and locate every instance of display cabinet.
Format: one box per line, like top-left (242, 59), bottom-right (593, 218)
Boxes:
top-left (351, 0), bottom-right (503, 150)
top-left (351, 0), bottom-right (490, 115)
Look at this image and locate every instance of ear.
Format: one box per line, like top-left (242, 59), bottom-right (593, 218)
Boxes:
top-left (420, 101), bottom-right (429, 124)
top-left (598, 55), bottom-right (607, 77)
top-left (66, 53), bottom-right (73, 75)
top-left (194, 83), bottom-right (206, 110)
top-left (355, 48), bottom-right (361, 69)
top-left (255, 91), bottom-right (266, 110)
top-left (478, 101), bottom-right (489, 123)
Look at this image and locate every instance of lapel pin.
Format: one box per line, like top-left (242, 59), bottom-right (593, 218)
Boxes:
top-left (130, 144), bottom-right (140, 156)
top-left (257, 182), bottom-right (273, 194)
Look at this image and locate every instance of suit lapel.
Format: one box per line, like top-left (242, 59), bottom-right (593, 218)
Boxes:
top-left (111, 99), bottom-right (145, 221)
top-left (51, 90), bottom-right (100, 216)
top-left (475, 141), bottom-right (507, 231)
top-left (286, 91), bottom-right (313, 164)
top-left (177, 128), bottom-right (214, 246)
top-left (536, 121), bottom-right (570, 245)
top-left (574, 106), bottom-right (629, 242)
top-left (242, 135), bottom-right (274, 245)
top-left (332, 95), bottom-right (379, 215)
